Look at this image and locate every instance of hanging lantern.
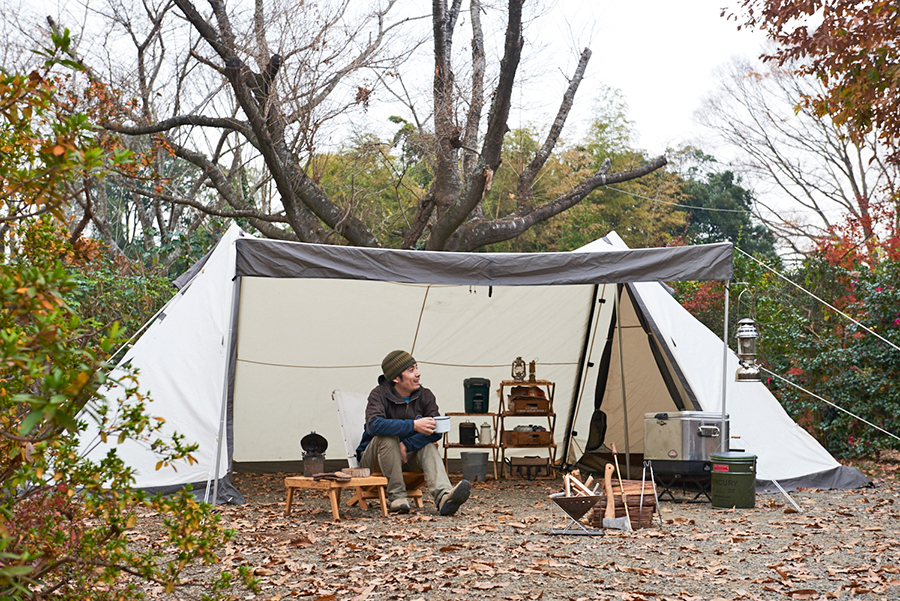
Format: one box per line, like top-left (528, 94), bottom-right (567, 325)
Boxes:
top-left (735, 318), bottom-right (761, 382)
top-left (511, 356), bottom-right (527, 382)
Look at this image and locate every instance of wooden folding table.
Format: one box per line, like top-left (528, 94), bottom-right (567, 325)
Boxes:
top-left (284, 475), bottom-right (389, 521)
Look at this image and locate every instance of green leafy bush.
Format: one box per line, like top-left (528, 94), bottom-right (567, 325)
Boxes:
top-left (0, 32), bottom-right (253, 599)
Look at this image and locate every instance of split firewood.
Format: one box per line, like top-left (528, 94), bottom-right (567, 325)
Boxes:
top-left (567, 474), bottom-right (594, 496)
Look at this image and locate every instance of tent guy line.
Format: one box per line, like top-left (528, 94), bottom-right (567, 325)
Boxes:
top-left (737, 247), bottom-right (900, 355)
top-left (762, 367), bottom-right (900, 444)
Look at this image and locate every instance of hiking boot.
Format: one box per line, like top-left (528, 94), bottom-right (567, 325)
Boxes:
top-left (438, 480), bottom-right (471, 516)
top-left (389, 498), bottom-right (410, 514)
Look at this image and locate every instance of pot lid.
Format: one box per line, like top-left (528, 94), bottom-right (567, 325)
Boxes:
top-left (300, 431), bottom-right (328, 454)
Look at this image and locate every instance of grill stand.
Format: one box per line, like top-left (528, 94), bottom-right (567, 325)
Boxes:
top-left (548, 493), bottom-right (605, 536)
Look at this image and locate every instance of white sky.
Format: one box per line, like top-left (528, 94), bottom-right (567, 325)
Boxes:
top-left (524, 0), bottom-right (769, 157)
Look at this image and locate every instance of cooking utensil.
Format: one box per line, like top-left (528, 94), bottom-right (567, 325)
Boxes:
top-left (646, 460), bottom-right (663, 528)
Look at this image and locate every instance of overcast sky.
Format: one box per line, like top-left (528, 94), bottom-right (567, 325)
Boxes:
top-left (525, 1), bottom-right (769, 156)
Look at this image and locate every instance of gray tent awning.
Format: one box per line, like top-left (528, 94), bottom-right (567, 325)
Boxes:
top-left (234, 239), bottom-right (733, 284)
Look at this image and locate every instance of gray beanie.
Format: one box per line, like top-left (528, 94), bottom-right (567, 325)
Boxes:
top-left (382, 350), bottom-right (416, 381)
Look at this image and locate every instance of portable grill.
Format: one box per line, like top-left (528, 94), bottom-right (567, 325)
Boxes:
top-left (548, 493), bottom-right (605, 536)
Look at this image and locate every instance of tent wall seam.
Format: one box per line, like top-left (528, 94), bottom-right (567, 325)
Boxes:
top-left (562, 283), bottom-right (602, 466)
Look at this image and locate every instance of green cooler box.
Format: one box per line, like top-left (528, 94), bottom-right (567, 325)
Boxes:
top-left (464, 378), bottom-right (490, 413)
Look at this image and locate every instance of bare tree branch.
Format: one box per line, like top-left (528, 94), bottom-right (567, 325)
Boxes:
top-left (446, 156), bottom-right (667, 251)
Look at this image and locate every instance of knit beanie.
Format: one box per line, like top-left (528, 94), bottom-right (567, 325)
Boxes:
top-left (382, 350), bottom-right (416, 382)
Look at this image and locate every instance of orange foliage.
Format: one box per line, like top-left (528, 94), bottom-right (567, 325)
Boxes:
top-left (728, 1), bottom-right (900, 165)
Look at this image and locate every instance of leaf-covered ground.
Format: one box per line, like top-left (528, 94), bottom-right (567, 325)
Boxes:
top-left (136, 455), bottom-right (900, 601)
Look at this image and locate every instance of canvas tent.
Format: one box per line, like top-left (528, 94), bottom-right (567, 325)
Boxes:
top-left (82, 224), bottom-right (867, 503)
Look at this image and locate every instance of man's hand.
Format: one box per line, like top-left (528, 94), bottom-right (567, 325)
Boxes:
top-left (414, 416), bottom-right (436, 435)
top-left (399, 441), bottom-right (408, 464)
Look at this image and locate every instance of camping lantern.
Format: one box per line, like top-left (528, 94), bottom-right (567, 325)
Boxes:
top-left (528, 359), bottom-right (537, 383)
top-left (511, 357), bottom-right (527, 382)
top-left (735, 318), bottom-right (760, 382)
top-left (300, 431), bottom-right (328, 477)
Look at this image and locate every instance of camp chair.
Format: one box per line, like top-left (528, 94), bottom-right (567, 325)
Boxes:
top-left (332, 390), bottom-right (426, 509)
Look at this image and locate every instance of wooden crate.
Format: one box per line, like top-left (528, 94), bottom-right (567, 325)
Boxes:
top-left (507, 456), bottom-right (551, 479)
top-left (508, 398), bottom-right (551, 414)
top-left (503, 430), bottom-right (552, 446)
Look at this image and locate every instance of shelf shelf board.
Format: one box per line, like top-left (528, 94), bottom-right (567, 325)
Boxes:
top-left (444, 442), bottom-right (500, 449)
top-left (501, 443), bottom-right (557, 449)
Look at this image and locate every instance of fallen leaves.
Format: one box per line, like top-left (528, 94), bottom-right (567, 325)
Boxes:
top-left (124, 472), bottom-right (900, 600)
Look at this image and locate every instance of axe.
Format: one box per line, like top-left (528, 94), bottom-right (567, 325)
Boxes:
top-left (602, 463), bottom-right (631, 531)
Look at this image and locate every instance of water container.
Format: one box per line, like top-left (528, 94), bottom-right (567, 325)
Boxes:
top-left (459, 421), bottom-right (477, 445)
top-left (464, 378), bottom-right (491, 413)
top-left (479, 422), bottom-right (492, 445)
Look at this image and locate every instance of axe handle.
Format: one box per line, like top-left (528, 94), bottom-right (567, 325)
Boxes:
top-left (603, 464), bottom-right (615, 520)
top-left (611, 443), bottom-right (631, 523)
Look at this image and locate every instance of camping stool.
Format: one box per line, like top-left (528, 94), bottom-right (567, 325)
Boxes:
top-left (284, 475), bottom-right (389, 521)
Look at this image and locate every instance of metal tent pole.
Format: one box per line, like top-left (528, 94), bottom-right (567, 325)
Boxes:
top-left (615, 284), bottom-right (631, 477)
top-left (720, 282), bottom-right (730, 453)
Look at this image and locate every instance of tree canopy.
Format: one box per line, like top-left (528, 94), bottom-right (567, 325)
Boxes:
top-left (727, 1), bottom-right (900, 166)
top-left (3, 0), bottom-right (669, 255)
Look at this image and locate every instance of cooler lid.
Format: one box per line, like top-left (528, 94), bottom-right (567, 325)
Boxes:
top-left (300, 431), bottom-right (328, 454)
top-left (645, 411), bottom-right (728, 421)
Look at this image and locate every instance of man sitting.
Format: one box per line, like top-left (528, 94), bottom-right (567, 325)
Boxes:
top-left (356, 350), bottom-right (471, 515)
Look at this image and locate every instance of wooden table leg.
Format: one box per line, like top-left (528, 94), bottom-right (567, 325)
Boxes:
top-left (327, 488), bottom-right (342, 521)
top-left (285, 486), bottom-right (294, 516)
top-left (376, 484), bottom-right (388, 517)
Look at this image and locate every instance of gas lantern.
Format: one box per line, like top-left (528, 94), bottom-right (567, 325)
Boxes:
top-left (735, 317), bottom-right (761, 382)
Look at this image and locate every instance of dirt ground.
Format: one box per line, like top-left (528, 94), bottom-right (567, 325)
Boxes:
top-left (141, 455), bottom-right (900, 601)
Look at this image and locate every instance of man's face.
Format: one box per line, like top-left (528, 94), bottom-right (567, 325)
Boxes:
top-left (393, 364), bottom-right (421, 397)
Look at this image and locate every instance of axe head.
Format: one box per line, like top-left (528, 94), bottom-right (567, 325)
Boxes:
top-left (603, 515), bottom-right (632, 531)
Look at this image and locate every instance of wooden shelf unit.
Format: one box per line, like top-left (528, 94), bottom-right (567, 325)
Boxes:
top-left (498, 379), bottom-right (557, 479)
top-left (441, 412), bottom-right (500, 480)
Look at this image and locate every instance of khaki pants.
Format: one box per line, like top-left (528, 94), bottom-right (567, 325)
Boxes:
top-left (360, 436), bottom-right (451, 505)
